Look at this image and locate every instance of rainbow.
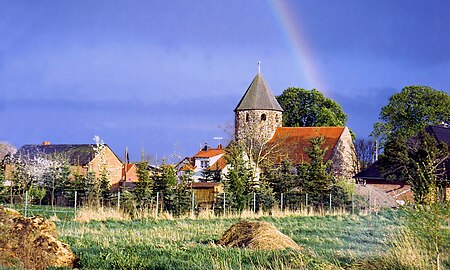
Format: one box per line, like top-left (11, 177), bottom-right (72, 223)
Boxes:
top-left (268, 0), bottom-right (327, 93)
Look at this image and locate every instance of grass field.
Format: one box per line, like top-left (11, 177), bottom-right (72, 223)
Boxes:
top-left (3, 205), bottom-right (448, 269)
top-left (53, 211), bottom-right (403, 269)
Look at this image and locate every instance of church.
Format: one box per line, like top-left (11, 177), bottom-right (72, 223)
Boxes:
top-left (234, 70), bottom-right (357, 180)
top-left (180, 69), bottom-right (357, 181)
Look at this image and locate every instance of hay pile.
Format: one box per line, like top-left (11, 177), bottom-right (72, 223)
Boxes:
top-left (218, 220), bottom-right (301, 250)
top-left (0, 206), bottom-right (76, 269)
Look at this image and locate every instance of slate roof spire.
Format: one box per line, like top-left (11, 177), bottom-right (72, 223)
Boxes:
top-left (234, 71), bottom-right (284, 112)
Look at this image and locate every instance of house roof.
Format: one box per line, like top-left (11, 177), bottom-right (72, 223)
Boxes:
top-left (234, 73), bottom-right (283, 112)
top-left (15, 144), bottom-right (105, 166)
top-left (194, 147), bottom-right (226, 158)
top-left (179, 163), bottom-right (196, 171)
top-left (353, 161), bottom-right (385, 180)
top-left (122, 163), bottom-right (136, 175)
top-left (426, 125), bottom-right (450, 146)
top-left (267, 127), bottom-right (345, 164)
top-left (208, 155), bottom-right (227, 170)
top-left (191, 182), bottom-right (222, 189)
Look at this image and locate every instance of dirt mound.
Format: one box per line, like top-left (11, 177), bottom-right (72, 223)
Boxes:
top-left (218, 220), bottom-right (301, 250)
top-left (0, 206), bottom-right (76, 269)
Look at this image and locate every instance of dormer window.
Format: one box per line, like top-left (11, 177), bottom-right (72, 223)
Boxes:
top-left (261, 114), bottom-right (266, 121)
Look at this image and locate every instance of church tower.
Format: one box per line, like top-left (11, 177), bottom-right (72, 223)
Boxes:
top-left (234, 69), bottom-right (283, 144)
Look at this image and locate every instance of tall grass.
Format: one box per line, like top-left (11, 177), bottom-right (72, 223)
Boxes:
top-left (56, 211), bottom-right (399, 269)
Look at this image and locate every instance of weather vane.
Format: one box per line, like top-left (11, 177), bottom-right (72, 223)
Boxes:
top-left (258, 61), bottom-right (261, 73)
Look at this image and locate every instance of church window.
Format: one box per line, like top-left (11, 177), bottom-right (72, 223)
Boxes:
top-left (261, 114), bottom-right (266, 121)
top-left (246, 113), bottom-right (249, 122)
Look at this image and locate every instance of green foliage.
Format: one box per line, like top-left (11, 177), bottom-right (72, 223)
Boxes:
top-left (379, 131), bottom-right (449, 204)
top-left (372, 85), bottom-right (450, 144)
top-left (223, 142), bottom-right (253, 212)
top-left (302, 136), bottom-right (335, 195)
top-left (403, 202), bottom-right (450, 269)
top-left (29, 185), bottom-right (46, 205)
top-left (133, 161), bottom-right (153, 207)
top-left (276, 87), bottom-right (347, 127)
top-left (171, 172), bottom-right (192, 216)
top-left (153, 163), bottom-right (178, 212)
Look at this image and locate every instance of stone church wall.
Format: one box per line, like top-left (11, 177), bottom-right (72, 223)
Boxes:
top-left (330, 127), bottom-right (358, 180)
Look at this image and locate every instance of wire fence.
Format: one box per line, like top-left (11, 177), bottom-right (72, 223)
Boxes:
top-left (0, 188), bottom-right (381, 219)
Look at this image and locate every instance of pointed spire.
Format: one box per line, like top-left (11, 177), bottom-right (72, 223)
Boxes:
top-left (234, 72), bottom-right (283, 112)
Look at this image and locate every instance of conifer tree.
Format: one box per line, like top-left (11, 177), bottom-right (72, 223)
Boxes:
top-left (223, 142), bottom-right (253, 212)
top-left (133, 161), bottom-right (153, 208)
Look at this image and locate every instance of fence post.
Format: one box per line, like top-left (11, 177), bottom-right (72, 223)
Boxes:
top-left (74, 191), bottom-right (77, 218)
top-left (368, 189), bottom-right (371, 215)
top-left (223, 192), bottom-right (226, 216)
top-left (329, 193), bottom-right (332, 212)
top-left (280, 193), bottom-right (284, 212)
top-left (155, 192), bottom-right (159, 218)
top-left (253, 192), bottom-right (256, 213)
top-left (191, 191), bottom-right (195, 218)
top-left (351, 193), bottom-right (354, 215)
top-left (117, 191), bottom-right (121, 211)
top-left (24, 191), bottom-right (28, 217)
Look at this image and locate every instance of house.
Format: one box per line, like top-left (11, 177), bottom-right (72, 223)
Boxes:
top-left (178, 144), bottom-right (228, 182)
top-left (6, 142), bottom-right (123, 191)
top-left (353, 161), bottom-right (413, 203)
top-left (354, 125), bottom-right (450, 201)
top-left (234, 71), bottom-right (357, 179)
top-left (110, 163), bottom-right (139, 192)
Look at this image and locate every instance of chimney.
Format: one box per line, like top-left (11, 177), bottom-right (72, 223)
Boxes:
top-left (42, 141), bottom-right (51, 146)
top-left (202, 143), bottom-right (210, 151)
top-left (218, 144), bottom-right (223, 149)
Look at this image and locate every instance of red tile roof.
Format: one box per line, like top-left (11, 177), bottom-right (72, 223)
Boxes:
top-left (194, 148), bottom-right (225, 158)
top-left (267, 127), bottom-right (345, 164)
top-left (179, 163), bottom-right (196, 171)
top-left (121, 163), bottom-right (135, 175)
top-left (207, 155), bottom-right (228, 170)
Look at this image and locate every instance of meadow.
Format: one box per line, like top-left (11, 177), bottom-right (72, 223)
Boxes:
top-left (54, 210), bottom-right (402, 269)
top-left (3, 205), bottom-right (449, 269)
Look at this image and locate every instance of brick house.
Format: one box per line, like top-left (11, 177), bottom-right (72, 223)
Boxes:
top-left (6, 142), bottom-right (123, 191)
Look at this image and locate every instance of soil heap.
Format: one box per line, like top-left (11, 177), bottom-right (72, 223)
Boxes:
top-left (0, 206), bottom-right (76, 269)
top-left (218, 220), bottom-right (301, 250)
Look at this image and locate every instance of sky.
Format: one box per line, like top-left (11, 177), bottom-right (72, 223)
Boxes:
top-left (0, 0), bottom-right (449, 163)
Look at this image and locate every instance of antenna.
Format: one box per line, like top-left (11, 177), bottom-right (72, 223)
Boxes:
top-left (213, 137), bottom-right (223, 146)
top-left (258, 61), bottom-right (261, 73)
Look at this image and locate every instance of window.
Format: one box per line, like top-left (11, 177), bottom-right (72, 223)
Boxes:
top-left (201, 160), bottom-right (210, 168)
top-left (246, 113), bottom-right (249, 122)
top-left (261, 114), bottom-right (266, 121)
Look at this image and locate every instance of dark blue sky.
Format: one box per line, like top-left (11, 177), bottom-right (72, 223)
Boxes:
top-left (1, 0), bottom-right (449, 163)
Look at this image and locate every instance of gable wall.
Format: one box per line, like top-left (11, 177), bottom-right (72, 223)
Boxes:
top-left (88, 147), bottom-right (123, 188)
top-left (330, 127), bottom-right (358, 179)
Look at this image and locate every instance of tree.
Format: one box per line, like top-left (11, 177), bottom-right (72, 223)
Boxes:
top-left (354, 138), bottom-right (376, 171)
top-left (276, 87), bottom-right (347, 128)
top-left (133, 161), bottom-right (153, 208)
top-left (298, 136), bottom-right (335, 206)
top-left (379, 131), bottom-right (449, 204)
top-left (372, 85), bottom-right (450, 145)
top-left (223, 142), bottom-right (253, 212)
top-left (152, 163), bottom-right (177, 212)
